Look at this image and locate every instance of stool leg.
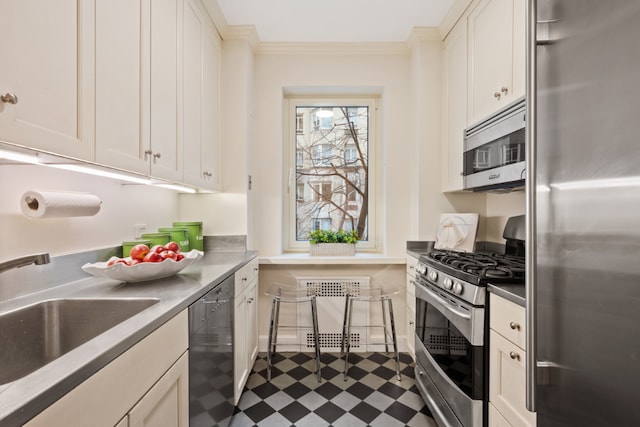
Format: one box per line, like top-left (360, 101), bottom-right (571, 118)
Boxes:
top-left (386, 298), bottom-right (401, 381)
top-left (344, 296), bottom-right (354, 380)
top-left (310, 296), bottom-right (322, 382)
top-left (266, 297), bottom-right (279, 381)
top-left (381, 297), bottom-right (390, 354)
top-left (340, 293), bottom-right (350, 355)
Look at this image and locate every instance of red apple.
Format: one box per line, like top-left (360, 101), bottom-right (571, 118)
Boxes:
top-left (161, 250), bottom-right (178, 261)
top-left (150, 245), bottom-right (166, 254)
top-left (143, 252), bottom-right (163, 263)
top-left (130, 244), bottom-right (150, 261)
top-left (165, 241), bottom-right (180, 253)
top-left (176, 253), bottom-right (185, 262)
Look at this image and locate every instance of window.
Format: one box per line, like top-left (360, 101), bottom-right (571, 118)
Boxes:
top-left (284, 96), bottom-right (379, 251)
top-left (344, 145), bottom-right (358, 165)
top-left (312, 144), bottom-right (332, 166)
top-left (296, 113), bottom-right (304, 134)
top-left (312, 182), bottom-right (332, 202)
top-left (313, 218), bottom-right (332, 231)
top-left (296, 151), bottom-right (304, 169)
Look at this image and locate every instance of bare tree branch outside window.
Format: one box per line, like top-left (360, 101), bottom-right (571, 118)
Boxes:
top-left (295, 106), bottom-right (368, 241)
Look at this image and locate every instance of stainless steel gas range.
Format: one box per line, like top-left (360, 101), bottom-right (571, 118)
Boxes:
top-left (413, 216), bottom-right (525, 427)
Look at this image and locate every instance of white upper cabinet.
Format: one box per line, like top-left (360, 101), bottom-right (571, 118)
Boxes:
top-left (0, 0), bottom-right (95, 161)
top-left (95, 0), bottom-right (182, 182)
top-left (182, 0), bottom-right (221, 191)
top-left (441, 21), bottom-right (468, 192)
top-left (467, 0), bottom-right (525, 125)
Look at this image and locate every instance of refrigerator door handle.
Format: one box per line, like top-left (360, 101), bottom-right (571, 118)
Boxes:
top-left (525, 0), bottom-right (538, 413)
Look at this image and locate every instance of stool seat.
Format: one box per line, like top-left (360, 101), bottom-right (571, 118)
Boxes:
top-left (265, 283), bottom-right (322, 382)
top-left (342, 285), bottom-right (401, 381)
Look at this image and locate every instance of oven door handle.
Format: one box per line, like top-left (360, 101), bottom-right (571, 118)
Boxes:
top-left (422, 284), bottom-right (471, 320)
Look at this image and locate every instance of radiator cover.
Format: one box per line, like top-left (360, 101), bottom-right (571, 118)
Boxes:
top-left (296, 276), bottom-right (370, 352)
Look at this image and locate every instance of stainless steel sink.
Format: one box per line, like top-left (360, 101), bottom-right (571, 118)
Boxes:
top-left (0, 298), bottom-right (159, 385)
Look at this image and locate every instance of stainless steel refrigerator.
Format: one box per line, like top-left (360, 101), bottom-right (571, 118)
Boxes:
top-left (526, 0), bottom-right (640, 425)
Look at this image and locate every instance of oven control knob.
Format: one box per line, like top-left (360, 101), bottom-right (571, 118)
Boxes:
top-left (429, 270), bottom-right (438, 281)
top-left (443, 278), bottom-right (453, 290)
top-left (453, 282), bottom-right (464, 295)
top-left (417, 263), bottom-right (426, 275)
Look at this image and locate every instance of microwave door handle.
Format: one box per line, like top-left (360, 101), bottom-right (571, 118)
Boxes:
top-left (422, 285), bottom-right (471, 320)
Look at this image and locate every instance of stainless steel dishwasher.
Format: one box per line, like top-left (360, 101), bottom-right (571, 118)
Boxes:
top-left (189, 274), bottom-right (234, 427)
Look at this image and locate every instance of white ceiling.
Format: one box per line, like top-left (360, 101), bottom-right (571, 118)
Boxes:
top-left (215, 0), bottom-right (455, 43)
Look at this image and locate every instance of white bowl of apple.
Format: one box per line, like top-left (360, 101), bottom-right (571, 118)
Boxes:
top-left (82, 242), bottom-right (204, 283)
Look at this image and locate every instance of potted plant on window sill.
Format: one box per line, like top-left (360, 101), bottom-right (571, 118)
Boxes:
top-left (308, 230), bottom-right (359, 256)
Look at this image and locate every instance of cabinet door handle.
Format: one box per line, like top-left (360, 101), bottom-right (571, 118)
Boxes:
top-left (153, 152), bottom-right (161, 160)
top-left (248, 298), bottom-right (254, 304)
top-left (501, 86), bottom-right (509, 95)
top-left (409, 320), bottom-right (414, 325)
top-left (494, 91), bottom-right (502, 100)
top-left (509, 351), bottom-right (521, 361)
top-left (1, 93), bottom-right (18, 104)
top-left (509, 321), bottom-right (521, 330)
top-left (144, 149), bottom-right (153, 160)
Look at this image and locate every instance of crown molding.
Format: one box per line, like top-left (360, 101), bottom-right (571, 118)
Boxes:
top-left (439, 0), bottom-right (475, 39)
top-left (407, 27), bottom-right (443, 49)
top-left (223, 25), bottom-right (260, 52)
top-left (255, 41), bottom-right (411, 56)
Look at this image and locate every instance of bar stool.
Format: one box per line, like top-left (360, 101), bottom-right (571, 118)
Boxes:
top-left (265, 283), bottom-right (322, 382)
top-left (341, 285), bottom-right (401, 381)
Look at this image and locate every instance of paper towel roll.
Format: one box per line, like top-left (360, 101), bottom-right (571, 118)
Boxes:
top-left (21, 190), bottom-right (102, 219)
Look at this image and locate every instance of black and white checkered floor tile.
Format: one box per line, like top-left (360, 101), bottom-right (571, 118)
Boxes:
top-left (230, 352), bottom-right (436, 427)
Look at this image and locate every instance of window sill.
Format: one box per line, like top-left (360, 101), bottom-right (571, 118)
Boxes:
top-left (259, 253), bottom-right (407, 265)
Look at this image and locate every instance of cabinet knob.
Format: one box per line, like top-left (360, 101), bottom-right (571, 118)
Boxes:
top-left (509, 321), bottom-right (521, 330)
top-left (153, 152), bottom-right (161, 160)
top-left (494, 91), bottom-right (502, 100)
top-left (501, 86), bottom-right (509, 95)
top-left (248, 298), bottom-right (254, 304)
top-left (1, 93), bottom-right (18, 104)
top-left (509, 351), bottom-right (520, 361)
top-left (144, 149), bottom-right (153, 160)
top-left (409, 320), bottom-right (414, 325)
top-left (202, 171), bottom-right (212, 178)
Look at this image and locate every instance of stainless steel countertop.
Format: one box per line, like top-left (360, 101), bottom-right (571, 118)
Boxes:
top-left (0, 250), bottom-right (257, 427)
top-left (488, 283), bottom-right (526, 307)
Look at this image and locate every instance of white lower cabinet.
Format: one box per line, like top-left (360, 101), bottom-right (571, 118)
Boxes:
top-left (128, 352), bottom-right (189, 427)
top-left (25, 311), bottom-right (189, 427)
top-left (489, 294), bottom-right (536, 427)
top-left (489, 401), bottom-right (513, 427)
top-left (234, 258), bottom-right (259, 405)
top-left (406, 255), bottom-right (418, 358)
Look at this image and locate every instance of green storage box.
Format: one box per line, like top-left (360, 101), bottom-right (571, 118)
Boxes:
top-left (172, 221), bottom-right (203, 251)
top-left (158, 227), bottom-right (190, 252)
top-left (140, 233), bottom-right (170, 247)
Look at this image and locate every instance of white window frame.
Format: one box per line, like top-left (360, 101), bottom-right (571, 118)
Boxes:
top-left (283, 96), bottom-right (380, 252)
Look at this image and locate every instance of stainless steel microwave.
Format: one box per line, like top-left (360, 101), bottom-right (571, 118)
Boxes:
top-left (463, 97), bottom-right (526, 191)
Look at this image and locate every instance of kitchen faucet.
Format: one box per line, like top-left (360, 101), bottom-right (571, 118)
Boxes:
top-left (0, 253), bottom-right (51, 274)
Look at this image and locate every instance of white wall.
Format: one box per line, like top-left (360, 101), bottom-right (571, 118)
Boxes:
top-left (0, 164), bottom-right (181, 259)
top-left (485, 191), bottom-right (526, 242)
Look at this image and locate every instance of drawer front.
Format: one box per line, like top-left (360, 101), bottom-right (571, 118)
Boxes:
top-left (406, 255), bottom-right (418, 278)
top-left (490, 293), bottom-right (526, 348)
top-left (489, 330), bottom-right (536, 427)
top-left (234, 258), bottom-right (259, 297)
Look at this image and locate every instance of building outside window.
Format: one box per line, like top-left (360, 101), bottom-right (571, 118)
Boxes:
top-left (284, 97), bottom-right (378, 251)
